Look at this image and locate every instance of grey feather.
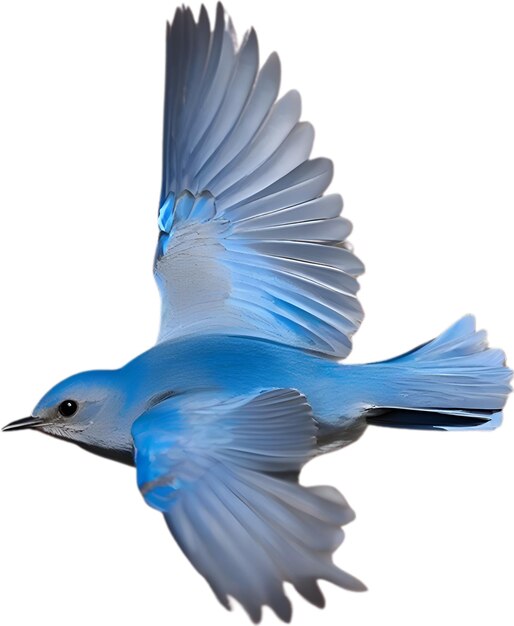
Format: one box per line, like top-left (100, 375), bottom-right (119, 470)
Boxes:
top-left (155, 5), bottom-right (365, 357)
top-left (132, 388), bottom-right (365, 622)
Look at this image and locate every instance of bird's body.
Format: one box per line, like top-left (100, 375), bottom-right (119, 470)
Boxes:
top-left (4, 3), bottom-right (511, 622)
top-left (124, 335), bottom-right (363, 450)
top-left (37, 336), bottom-right (369, 464)
top-left (34, 325), bottom-right (510, 468)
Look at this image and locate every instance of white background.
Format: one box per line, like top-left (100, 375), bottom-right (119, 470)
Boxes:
top-left (0, 1), bottom-right (513, 624)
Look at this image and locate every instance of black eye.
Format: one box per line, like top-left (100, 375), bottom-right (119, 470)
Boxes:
top-left (58, 400), bottom-right (78, 417)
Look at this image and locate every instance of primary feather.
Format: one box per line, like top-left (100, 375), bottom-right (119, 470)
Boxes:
top-left (132, 389), bottom-right (365, 622)
top-left (154, 3), bottom-right (364, 357)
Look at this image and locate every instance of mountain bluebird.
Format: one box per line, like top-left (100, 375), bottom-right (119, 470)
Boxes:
top-left (4, 3), bottom-right (511, 622)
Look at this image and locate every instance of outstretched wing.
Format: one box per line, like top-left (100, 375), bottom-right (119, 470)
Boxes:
top-left (132, 389), bottom-right (365, 622)
top-left (154, 4), bottom-right (364, 358)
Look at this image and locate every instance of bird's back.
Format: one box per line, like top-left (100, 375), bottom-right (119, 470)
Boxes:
top-left (124, 335), bottom-right (365, 427)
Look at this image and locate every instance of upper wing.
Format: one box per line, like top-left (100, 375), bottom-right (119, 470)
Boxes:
top-left (154, 4), bottom-right (365, 358)
top-left (132, 389), bottom-right (365, 622)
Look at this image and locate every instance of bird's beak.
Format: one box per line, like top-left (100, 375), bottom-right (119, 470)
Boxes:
top-left (2, 416), bottom-right (44, 432)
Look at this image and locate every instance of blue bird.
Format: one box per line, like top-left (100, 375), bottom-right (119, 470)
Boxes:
top-left (3, 3), bottom-right (512, 622)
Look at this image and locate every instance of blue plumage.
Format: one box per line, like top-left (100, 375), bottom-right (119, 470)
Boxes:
top-left (3, 4), bottom-right (511, 623)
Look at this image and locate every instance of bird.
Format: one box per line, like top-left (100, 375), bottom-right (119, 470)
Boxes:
top-left (3, 3), bottom-right (511, 623)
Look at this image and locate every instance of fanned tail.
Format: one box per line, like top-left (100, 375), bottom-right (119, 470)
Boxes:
top-left (366, 316), bottom-right (512, 430)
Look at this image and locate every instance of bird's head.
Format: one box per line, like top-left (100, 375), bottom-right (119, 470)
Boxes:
top-left (3, 369), bottom-right (132, 462)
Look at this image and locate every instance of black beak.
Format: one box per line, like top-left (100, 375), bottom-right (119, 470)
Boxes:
top-left (2, 416), bottom-right (43, 432)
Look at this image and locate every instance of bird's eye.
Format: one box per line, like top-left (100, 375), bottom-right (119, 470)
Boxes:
top-left (58, 400), bottom-right (78, 417)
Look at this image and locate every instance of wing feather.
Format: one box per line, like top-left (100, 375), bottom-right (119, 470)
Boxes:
top-left (132, 389), bottom-right (364, 622)
top-left (155, 5), bottom-right (364, 358)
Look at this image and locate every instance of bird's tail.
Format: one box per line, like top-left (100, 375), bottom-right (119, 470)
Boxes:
top-left (364, 315), bottom-right (511, 430)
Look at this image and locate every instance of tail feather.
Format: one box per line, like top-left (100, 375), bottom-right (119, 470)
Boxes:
top-left (394, 315), bottom-right (505, 366)
top-left (366, 315), bottom-right (511, 431)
